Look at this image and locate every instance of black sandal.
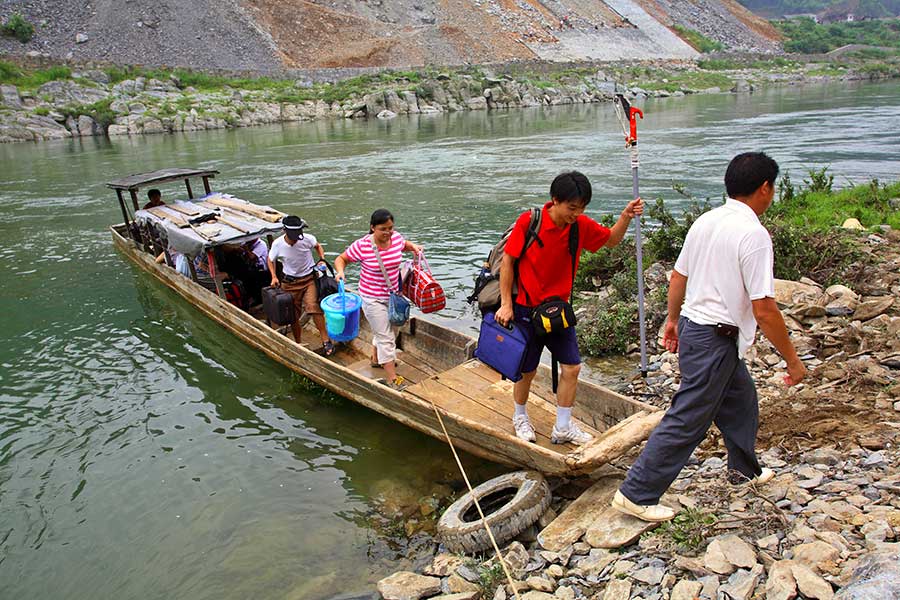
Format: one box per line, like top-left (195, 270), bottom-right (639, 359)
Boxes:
top-left (323, 340), bottom-right (336, 357)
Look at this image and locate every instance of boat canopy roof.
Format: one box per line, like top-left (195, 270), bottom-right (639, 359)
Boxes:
top-left (135, 192), bottom-right (287, 257)
top-left (107, 168), bottom-right (220, 191)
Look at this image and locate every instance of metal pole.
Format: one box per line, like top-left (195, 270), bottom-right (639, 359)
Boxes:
top-left (615, 94), bottom-right (649, 377)
top-left (631, 147), bottom-right (648, 376)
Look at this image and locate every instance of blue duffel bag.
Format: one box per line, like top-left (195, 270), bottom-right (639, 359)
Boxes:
top-left (474, 312), bottom-right (529, 382)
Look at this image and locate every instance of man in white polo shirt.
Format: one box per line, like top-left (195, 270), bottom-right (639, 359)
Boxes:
top-left (612, 152), bottom-right (808, 522)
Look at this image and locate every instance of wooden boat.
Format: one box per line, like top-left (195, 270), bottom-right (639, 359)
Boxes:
top-left (109, 168), bottom-right (662, 477)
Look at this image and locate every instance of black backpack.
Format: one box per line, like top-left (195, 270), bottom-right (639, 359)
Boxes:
top-left (468, 209), bottom-right (579, 314)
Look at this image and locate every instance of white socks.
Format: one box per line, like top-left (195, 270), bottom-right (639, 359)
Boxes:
top-left (514, 403), bottom-right (528, 418)
top-left (556, 407), bottom-right (572, 430)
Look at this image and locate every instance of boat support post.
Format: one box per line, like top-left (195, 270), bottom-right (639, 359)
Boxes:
top-left (206, 249), bottom-right (226, 299)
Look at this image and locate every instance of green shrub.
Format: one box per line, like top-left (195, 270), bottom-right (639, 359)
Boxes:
top-left (0, 60), bottom-right (21, 82)
top-left (649, 507), bottom-right (717, 553)
top-left (59, 97), bottom-right (116, 130)
top-left (775, 17), bottom-right (900, 54)
top-left (577, 300), bottom-right (637, 355)
top-left (672, 24), bottom-right (724, 53)
top-left (575, 238), bottom-right (636, 291)
top-left (804, 166), bottom-right (833, 194)
top-left (645, 196), bottom-right (714, 263)
top-left (1, 12), bottom-right (34, 43)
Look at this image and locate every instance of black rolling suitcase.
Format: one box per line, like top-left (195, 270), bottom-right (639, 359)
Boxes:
top-left (262, 286), bottom-right (295, 325)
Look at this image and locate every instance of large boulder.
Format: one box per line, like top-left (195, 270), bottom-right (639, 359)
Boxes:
top-left (401, 91), bottom-right (420, 113)
top-left (17, 114), bottom-right (71, 140)
top-left (774, 278), bottom-right (824, 308)
top-left (835, 544), bottom-right (900, 599)
top-left (376, 571), bottom-right (441, 600)
top-left (1, 84), bottom-right (23, 108)
top-left (363, 92), bottom-right (386, 117)
top-left (37, 80), bottom-right (109, 106)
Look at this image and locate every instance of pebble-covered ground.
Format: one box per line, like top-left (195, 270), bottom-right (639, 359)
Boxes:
top-left (374, 229), bottom-right (900, 599)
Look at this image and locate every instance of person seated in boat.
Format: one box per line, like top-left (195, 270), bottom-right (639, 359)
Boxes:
top-left (243, 238), bottom-right (269, 272)
top-left (218, 242), bottom-right (269, 307)
top-left (334, 209), bottom-right (424, 390)
top-left (155, 248), bottom-right (191, 277)
top-left (142, 188), bottom-right (165, 210)
top-left (493, 171), bottom-right (643, 446)
top-left (267, 216), bottom-right (335, 356)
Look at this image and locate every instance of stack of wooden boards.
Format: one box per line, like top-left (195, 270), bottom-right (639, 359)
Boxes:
top-left (145, 194), bottom-right (286, 241)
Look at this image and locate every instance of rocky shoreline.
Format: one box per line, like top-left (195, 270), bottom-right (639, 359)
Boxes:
top-left (0, 59), bottom-right (896, 143)
top-left (370, 229), bottom-right (900, 599)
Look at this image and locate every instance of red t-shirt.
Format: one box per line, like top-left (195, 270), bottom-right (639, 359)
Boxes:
top-left (505, 202), bottom-right (611, 307)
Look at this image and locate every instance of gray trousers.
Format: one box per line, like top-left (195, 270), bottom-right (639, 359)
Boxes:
top-left (620, 317), bottom-right (762, 505)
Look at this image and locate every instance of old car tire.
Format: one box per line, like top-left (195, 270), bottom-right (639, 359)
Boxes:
top-left (437, 470), bottom-right (551, 554)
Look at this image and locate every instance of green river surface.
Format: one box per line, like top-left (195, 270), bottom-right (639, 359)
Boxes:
top-left (1, 80), bottom-right (899, 599)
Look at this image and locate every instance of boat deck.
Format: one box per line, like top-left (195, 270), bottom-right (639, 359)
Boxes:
top-left (282, 314), bottom-right (599, 450)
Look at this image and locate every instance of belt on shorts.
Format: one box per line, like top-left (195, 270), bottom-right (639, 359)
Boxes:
top-left (282, 272), bottom-right (313, 283)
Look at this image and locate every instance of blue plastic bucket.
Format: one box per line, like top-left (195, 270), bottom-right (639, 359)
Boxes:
top-left (320, 281), bottom-right (362, 342)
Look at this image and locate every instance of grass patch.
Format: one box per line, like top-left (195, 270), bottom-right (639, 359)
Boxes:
top-left (1, 12), bottom-right (34, 43)
top-left (462, 558), bottom-right (506, 598)
top-left (672, 24), bottom-right (724, 53)
top-left (768, 171), bottom-right (900, 230)
top-left (648, 507), bottom-right (718, 553)
top-left (0, 61), bottom-right (72, 89)
top-left (697, 58), bottom-right (741, 70)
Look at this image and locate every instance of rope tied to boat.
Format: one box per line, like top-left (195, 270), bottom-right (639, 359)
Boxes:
top-left (427, 400), bottom-right (524, 600)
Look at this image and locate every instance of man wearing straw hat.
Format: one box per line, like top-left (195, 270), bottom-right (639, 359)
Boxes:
top-left (268, 215), bottom-right (335, 356)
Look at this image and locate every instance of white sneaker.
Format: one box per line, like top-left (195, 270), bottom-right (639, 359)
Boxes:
top-left (753, 467), bottom-right (775, 485)
top-left (730, 467), bottom-right (776, 485)
top-left (611, 490), bottom-right (676, 523)
top-left (551, 422), bottom-right (593, 445)
top-left (512, 414), bottom-right (536, 443)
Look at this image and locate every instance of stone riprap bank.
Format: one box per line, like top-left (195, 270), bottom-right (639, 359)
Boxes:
top-left (0, 63), bottom-right (893, 143)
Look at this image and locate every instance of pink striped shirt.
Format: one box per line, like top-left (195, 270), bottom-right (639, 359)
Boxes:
top-left (344, 232), bottom-right (406, 299)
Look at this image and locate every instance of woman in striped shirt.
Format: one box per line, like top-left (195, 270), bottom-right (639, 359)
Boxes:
top-left (335, 209), bottom-right (423, 390)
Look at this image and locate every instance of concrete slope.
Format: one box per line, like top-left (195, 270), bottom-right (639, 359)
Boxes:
top-left (525, 0), bottom-right (698, 60)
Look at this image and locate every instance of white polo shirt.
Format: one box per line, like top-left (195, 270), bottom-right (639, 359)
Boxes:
top-left (674, 198), bottom-right (775, 357)
top-left (268, 234), bottom-right (318, 278)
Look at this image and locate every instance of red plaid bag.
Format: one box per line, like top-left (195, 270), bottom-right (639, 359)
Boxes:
top-left (402, 252), bottom-right (446, 314)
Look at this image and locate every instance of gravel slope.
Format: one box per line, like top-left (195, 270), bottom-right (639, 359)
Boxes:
top-left (0, 0), bottom-right (781, 70)
top-left (0, 0), bottom-right (282, 71)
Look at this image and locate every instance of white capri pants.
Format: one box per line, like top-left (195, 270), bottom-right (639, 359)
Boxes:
top-left (361, 296), bottom-right (397, 364)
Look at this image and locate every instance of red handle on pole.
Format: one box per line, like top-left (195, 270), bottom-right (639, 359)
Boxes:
top-left (628, 107), bottom-right (643, 144)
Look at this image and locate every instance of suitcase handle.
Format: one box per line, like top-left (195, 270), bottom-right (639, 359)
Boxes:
top-left (489, 312), bottom-right (516, 332)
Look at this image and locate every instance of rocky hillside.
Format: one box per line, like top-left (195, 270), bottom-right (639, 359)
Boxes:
top-left (0, 0), bottom-right (780, 71)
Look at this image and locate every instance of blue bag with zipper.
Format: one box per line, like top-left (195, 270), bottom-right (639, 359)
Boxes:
top-left (474, 312), bottom-right (529, 382)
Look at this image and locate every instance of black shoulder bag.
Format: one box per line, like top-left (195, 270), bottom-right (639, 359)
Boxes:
top-left (314, 259), bottom-right (340, 300)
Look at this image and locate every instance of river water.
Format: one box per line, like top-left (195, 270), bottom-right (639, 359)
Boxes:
top-left (1, 80), bottom-right (898, 599)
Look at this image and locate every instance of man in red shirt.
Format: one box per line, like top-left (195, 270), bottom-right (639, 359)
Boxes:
top-left (495, 171), bottom-right (643, 444)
